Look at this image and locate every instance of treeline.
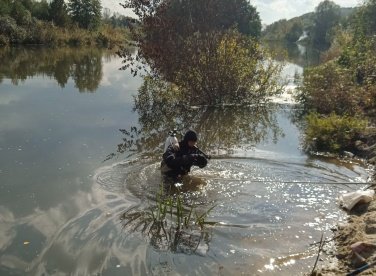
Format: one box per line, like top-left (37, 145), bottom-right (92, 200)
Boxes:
top-left (297, 0), bottom-right (376, 156)
top-left (0, 0), bottom-right (135, 46)
top-left (262, 0), bottom-right (355, 50)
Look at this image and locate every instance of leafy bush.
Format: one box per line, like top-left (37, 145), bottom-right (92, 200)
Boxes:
top-left (0, 34), bottom-right (8, 45)
top-left (120, 0), bottom-right (283, 106)
top-left (305, 112), bottom-right (367, 152)
top-left (297, 61), bottom-right (363, 115)
top-left (172, 31), bottom-right (284, 105)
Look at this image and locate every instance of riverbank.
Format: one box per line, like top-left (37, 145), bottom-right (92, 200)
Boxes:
top-left (318, 137), bottom-right (376, 275)
top-left (0, 16), bottom-right (129, 48)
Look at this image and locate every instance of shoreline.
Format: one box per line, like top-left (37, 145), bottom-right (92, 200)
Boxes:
top-left (318, 143), bottom-right (376, 275)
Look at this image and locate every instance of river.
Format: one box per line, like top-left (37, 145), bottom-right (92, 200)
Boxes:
top-left (0, 46), bottom-right (371, 275)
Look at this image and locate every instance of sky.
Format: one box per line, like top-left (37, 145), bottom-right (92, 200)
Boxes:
top-left (104, 0), bottom-right (362, 25)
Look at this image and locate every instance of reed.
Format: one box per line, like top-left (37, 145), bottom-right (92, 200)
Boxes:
top-left (120, 182), bottom-right (215, 253)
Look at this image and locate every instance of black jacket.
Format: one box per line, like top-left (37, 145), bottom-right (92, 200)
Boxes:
top-left (161, 141), bottom-right (206, 177)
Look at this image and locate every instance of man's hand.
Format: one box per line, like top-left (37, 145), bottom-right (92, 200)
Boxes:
top-left (192, 154), bottom-right (207, 168)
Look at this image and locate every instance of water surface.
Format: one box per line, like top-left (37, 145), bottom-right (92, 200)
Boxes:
top-left (0, 46), bottom-right (370, 275)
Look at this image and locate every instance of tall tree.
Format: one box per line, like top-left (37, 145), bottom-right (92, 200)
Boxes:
top-left (32, 0), bottom-right (50, 21)
top-left (49, 0), bottom-right (70, 27)
top-left (123, 0), bottom-right (262, 79)
top-left (0, 0), bottom-right (12, 16)
top-left (353, 0), bottom-right (376, 37)
top-left (11, 0), bottom-right (32, 25)
top-left (68, 0), bottom-right (101, 30)
top-left (120, 0), bottom-right (281, 105)
top-left (311, 0), bottom-right (340, 49)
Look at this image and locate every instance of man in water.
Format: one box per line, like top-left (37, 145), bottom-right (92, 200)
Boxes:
top-left (161, 130), bottom-right (208, 181)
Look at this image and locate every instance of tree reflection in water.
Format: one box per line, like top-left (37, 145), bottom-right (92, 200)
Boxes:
top-left (110, 76), bottom-right (284, 160)
top-left (0, 46), bottom-right (106, 92)
top-left (109, 75), bottom-right (286, 255)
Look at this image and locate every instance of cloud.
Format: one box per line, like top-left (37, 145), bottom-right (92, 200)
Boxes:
top-left (102, 0), bottom-right (361, 25)
top-left (252, 0), bottom-right (361, 24)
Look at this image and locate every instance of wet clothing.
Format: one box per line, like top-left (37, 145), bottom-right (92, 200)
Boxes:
top-left (161, 140), bottom-right (207, 178)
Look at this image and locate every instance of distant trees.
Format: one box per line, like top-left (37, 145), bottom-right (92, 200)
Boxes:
top-left (262, 1), bottom-right (353, 49)
top-left (0, 0), bottom-right (102, 30)
top-left (0, 0), bottom-right (131, 46)
top-left (102, 11), bottom-right (138, 28)
top-left (311, 0), bottom-right (341, 49)
top-left (297, 0), bottom-right (376, 153)
top-left (285, 22), bottom-right (303, 43)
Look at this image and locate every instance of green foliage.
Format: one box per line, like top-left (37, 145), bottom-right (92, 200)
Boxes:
top-left (0, 16), bottom-right (27, 43)
top-left (285, 22), bottom-right (303, 43)
top-left (262, 17), bottom-right (309, 42)
top-left (121, 0), bottom-right (281, 105)
top-left (152, 0), bottom-right (262, 38)
top-left (49, 0), bottom-right (70, 27)
top-left (298, 0), bottom-right (376, 154)
top-left (262, 5), bottom-right (355, 48)
top-left (171, 31), bottom-right (283, 105)
top-left (353, 0), bottom-right (376, 37)
top-left (0, 0), bottom-right (131, 46)
top-left (111, 75), bottom-right (283, 159)
top-left (31, 0), bottom-right (50, 21)
top-left (297, 61), bottom-right (363, 116)
top-left (11, 1), bottom-right (32, 26)
top-left (305, 112), bottom-right (367, 152)
top-left (0, 0), bottom-right (12, 16)
top-left (120, 183), bottom-right (215, 253)
top-left (68, 0), bottom-right (102, 30)
top-left (311, 0), bottom-right (341, 49)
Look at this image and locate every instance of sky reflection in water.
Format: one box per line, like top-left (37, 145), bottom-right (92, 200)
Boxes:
top-left (0, 46), bottom-right (371, 275)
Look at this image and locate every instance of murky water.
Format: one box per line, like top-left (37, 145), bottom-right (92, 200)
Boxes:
top-left (0, 46), bottom-right (371, 275)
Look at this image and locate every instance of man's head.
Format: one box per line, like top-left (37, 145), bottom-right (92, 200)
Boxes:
top-left (183, 130), bottom-right (198, 148)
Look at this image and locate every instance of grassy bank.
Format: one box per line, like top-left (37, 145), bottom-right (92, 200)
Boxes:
top-left (0, 15), bottom-right (129, 48)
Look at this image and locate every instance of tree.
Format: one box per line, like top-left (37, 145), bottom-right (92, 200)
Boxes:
top-left (11, 1), bottom-right (32, 26)
top-left (0, 0), bottom-right (12, 16)
top-left (32, 0), bottom-right (50, 21)
top-left (311, 0), bottom-right (341, 49)
top-left (285, 22), bottom-right (303, 43)
top-left (49, 0), bottom-right (70, 27)
top-left (68, 0), bottom-right (102, 30)
top-left (353, 0), bottom-right (376, 37)
top-left (119, 0), bottom-right (281, 105)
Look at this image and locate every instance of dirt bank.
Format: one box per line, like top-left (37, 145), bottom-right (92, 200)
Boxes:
top-left (317, 136), bottom-right (376, 275)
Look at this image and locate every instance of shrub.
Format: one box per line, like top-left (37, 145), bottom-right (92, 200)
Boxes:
top-left (297, 61), bottom-right (363, 115)
top-left (172, 31), bottom-right (284, 105)
top-left (0, 34), bottom-right (9, 45)
top-left (0, 15), bottom-right (28, 43)
top-left (120, 0), bottom-right (282, 106)
top-left (305, 112), bottom-right (367, 152)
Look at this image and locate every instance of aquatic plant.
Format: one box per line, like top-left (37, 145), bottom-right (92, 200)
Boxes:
top-left (120, 183), bottom-right (215, 253)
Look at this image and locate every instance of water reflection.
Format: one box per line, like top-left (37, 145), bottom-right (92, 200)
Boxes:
top-left (0, 46), bottom-right (108, 92)
top-left (264, 41), bottom-right (321, 68)
top-left (0, 46), bottom-right (370, 275)
top-left (109, 79), bottom-right (284, 160)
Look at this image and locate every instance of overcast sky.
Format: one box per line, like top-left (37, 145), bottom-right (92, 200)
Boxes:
top-left (104, 0), bottom-right (362, 25)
